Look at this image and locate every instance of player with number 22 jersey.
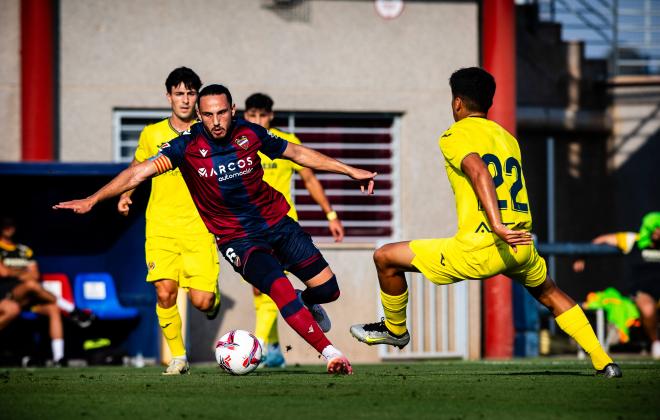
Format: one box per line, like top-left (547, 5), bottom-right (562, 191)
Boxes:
top-left (410, 116), bottom-right (545, 287)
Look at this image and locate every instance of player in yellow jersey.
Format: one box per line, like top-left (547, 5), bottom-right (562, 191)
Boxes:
top-left (351, 67), bottom-right (621, 378)
top-left (244, 93), bottom-right (344, 367)
top-left (117, 67), bottom-right (220, 375)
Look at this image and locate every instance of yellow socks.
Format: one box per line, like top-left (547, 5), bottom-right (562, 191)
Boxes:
top-left (254, 293), bottom-right (279, 344)
top-left (156, 304), bottom-right (186, 358)
top-left (380, 289), bottom-right (408, 336)
top-left (556, 304), bottom-right (613, 370)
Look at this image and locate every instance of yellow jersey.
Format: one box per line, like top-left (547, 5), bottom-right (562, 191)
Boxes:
top-left (259, 127), bottom-right (303, 221)
top-left (134, 118), bottom-right (208, 237)
top-left (439, 117), bottom-right (532, 250)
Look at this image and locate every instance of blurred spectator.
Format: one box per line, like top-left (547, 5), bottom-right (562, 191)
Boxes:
top-left (573, 212), bottom-right (660, 359)
top-left (0, 217), bottom-right (74, 366)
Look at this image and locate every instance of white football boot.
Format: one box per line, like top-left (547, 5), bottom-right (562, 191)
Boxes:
top-left (162, 358), bottom-right (190, 375)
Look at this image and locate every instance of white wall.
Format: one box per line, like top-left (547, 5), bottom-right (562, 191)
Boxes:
top-left (58, 0), bottom-right (477, 239)
top-left (0, 0), bottom-right (20, 161)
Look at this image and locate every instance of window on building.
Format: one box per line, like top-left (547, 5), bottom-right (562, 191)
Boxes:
top-left (113, 109), bottom-right (170, 162)
top-left (114, 109), bottom-right (400, 243)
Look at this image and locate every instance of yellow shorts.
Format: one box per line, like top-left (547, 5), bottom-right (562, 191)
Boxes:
top-left (145, 233), bottom-right (219, 293)
top-left (409, 237), bottom-right (547, 287)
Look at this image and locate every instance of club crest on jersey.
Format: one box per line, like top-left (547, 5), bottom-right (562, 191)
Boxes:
top-left (235, 136), bottom-right (250, 150)
top-left (200, 148), bottom-right (208, 157)
top-left (158, 142), bottom-right (170, 150)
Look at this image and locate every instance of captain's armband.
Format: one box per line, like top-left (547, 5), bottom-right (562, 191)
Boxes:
top-left (151, 155), bottom-right (173, 174)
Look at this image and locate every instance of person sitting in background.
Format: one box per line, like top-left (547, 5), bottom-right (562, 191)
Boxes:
top-left (573, 211), bottom-right (660, 359)
top-left (0, 217), bottom-right (91, 366)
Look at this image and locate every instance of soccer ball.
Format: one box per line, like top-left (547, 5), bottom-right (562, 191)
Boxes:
top-left (215, 330), bottom-right (262, 375)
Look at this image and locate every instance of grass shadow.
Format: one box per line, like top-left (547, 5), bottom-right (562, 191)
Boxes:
top-left (486, 371), bottom-right (590, 376)
top-left (250, 369), bottom-right (328, 376)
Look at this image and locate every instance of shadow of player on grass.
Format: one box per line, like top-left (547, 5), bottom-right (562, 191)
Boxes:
top-left (188, 293), bottom-right (235, 362)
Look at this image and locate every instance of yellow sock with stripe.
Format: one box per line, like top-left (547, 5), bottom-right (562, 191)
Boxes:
top-left (254, 293), bottom-right (280, 344)
top-left (156, 304), bottom-right (186, 358)
top-left (555, 304), bottom-right (613, 370)
top-left (380, 289), bottom-right (408, 336)
top-left (209, 287), bottom-right (221, 312)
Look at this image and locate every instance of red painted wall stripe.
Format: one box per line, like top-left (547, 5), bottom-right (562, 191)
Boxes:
top-left (482, 0), bottom-right (515, 359)
top-left (21, 0), bottom-right (55, 161)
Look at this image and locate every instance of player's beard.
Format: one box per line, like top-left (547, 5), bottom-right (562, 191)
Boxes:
top-left (205, 124), bottom-right (229, 142)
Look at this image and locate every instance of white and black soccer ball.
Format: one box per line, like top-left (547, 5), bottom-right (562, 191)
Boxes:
top-left (215, 330), bottom-right (262, 375)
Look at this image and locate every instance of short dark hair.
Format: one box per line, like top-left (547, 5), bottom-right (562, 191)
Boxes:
top-left (165, 67), bottom-right (202, 93)
top-left (197, 84), bottom-right (233, 108)
top-left (245, 93), bottom-right (274, 112)
top-left (0, 217), bottom-right (16, 230)
top-left (449, 67), bottom-right (496, 113)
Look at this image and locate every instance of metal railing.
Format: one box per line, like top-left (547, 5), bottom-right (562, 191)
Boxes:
top-left (378, 273), bottom-right (470, 360)
top-left (531, 0), bottom-right (660, 76)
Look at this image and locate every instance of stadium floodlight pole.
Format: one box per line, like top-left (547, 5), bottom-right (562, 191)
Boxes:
top-left (482, 0), bottom-right (516, 359)
top-left (21, 0), bottom-right (56, 161)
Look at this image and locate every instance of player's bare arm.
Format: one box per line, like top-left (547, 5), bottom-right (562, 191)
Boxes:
top-left (573, 232), bottom-right (624, 272)
top-left (0, 261), bottom-right (12, 278)
top-left (53, 160), bottom-right (159, 214)
top-left (590, 233), bottom-right (619, 246)
top-left (16, 262), bottom-right (40, 283)
top-left (0, 260), bottom-right (38, 283)
top-left (117, 158), bottom-right (142, 216)
top-left (298, 167), bottom-right (345, 242)
top-left (461, 153), bottom-right (532, 250)
top-left (282, 142), bottom-right (376, 194)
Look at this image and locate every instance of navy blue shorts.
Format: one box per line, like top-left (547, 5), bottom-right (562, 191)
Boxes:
top-left (218, 216), bottom-right (328, 282)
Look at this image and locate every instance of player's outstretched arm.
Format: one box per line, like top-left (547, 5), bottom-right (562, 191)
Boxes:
top-left (298, 167), bottom-right (345, 242)
top-left (574, 231), bottom-right (633, 272)
top-left (117, 158), bottom-right (142, 216)
top-left (461, 153), bottom-right (532, 251)
top-left (590, 233), bottom-right (619, 247)
top-left (282, 142), bottom-right (376, 194)
top-left (18, 261), bottom-right (40, 283)
top-left (53, 160), bottom-right (158, 214)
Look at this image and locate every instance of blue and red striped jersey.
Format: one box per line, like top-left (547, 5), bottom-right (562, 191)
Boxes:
top-left (153, 118), bottom-right (291, 244)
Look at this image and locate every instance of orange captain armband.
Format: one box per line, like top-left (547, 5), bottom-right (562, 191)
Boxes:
top-left (151, 155), bottom-right (173, 174)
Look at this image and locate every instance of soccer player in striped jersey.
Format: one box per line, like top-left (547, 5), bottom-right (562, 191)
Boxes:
top-left (350, 67), bottom-right (621, 378)
top-left (54, 84), bottom-right (376, 375)
top-left (244, 93), bottom-right (344, 368)
top-left (117, 68), bottom-right (220, 375)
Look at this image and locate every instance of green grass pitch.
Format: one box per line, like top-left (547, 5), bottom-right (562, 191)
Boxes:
top-left (1, 359), bottom-right (658, 419)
